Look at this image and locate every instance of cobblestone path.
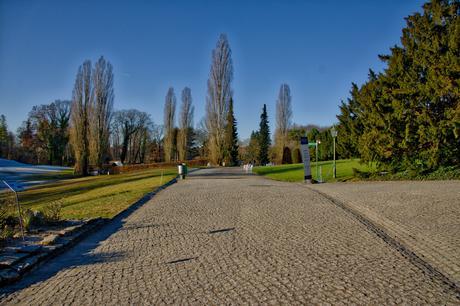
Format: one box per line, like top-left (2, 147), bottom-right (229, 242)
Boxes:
top-left (311, 181), bottom-right (460, 288)
top-left (1, 168), bottom-right (458, 304)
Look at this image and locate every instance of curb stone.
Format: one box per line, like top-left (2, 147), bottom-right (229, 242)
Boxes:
top-left (0, 177), bottom-right (178, 287)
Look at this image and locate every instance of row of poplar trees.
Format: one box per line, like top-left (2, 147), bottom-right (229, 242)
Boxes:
top-left (337, 0), bottom-right (459, 173)
top-left (70, 57), bottom-right (114, 176)
top-left (162, 34), bottom-right (239, 166)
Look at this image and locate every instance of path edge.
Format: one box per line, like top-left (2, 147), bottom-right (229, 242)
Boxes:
top-left (0, 176), bottom-right (178, 287)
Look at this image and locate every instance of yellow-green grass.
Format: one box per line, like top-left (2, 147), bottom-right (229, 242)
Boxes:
top-left (253, 159), bottom-right (374, 182)
top-left (16, 168), bottom-right (177, 220)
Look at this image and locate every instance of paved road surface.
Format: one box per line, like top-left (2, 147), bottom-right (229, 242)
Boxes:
top-left (312, 180), bottom-right (460, 286)
top-left (1, 168), bottom-right (458, 304)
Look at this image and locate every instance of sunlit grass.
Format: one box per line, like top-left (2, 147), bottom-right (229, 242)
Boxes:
top-left (253, 159), bottom-right (374, 182)
top-left (16, 168), bottom-right (177, 219)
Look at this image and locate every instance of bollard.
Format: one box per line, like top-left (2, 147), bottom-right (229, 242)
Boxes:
top-left (178, 164), bottom-right (184, 179)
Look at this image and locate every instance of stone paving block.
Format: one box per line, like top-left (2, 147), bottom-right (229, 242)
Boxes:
top-left (40, 234), bottom-right (59, 246)
top-left (0, 253), bottom-right (28, 268)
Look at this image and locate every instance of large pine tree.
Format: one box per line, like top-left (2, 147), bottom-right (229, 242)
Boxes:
top-left (224, 98), bottom-right (239, 166)
top-left (258, 104), bottom-right (271, 165)
top-left (337, 0), bottom-right (459, 172)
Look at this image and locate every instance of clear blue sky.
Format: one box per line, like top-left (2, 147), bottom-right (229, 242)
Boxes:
top-left (0, 0), bottom-right (425, 139)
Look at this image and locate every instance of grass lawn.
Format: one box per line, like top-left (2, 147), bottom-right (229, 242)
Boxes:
top-left (22, 168), bottom-right (76, 181)
top-left (253, 159), bottom-right (374, 182)
top-left (16, 168), bottom-right (177, 220)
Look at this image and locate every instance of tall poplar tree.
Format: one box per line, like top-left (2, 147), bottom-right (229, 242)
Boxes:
top-left (275, 84), bottom-right (292, 164)
top-left (205, 34), bottom-right (233, 165)
top-left (163, 87), bottom-right (176, 162)
top-left (178, 87), bottom-right (194, 161)
top-left (70, 60), bottom-right (92, 176)
top-left (90, 56), bottom-right (114, 168)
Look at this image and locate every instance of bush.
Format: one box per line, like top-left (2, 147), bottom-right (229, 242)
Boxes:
top-left (21, 209), bottom-right (45, 231)
top-left (357, 165), bottom-right (460, 181)
top-left (0, 205), bottom-right (7, 228)
top-left (0, 225), bottom-right (14, 245)
top-left (0, 204), bottom-right (15, 244)
top-left (22, 209), bottom-right (34, 231)
top-left (352, 167), bottom-right (370, 179)
top-left (41, 200), bottom-right (62, 224)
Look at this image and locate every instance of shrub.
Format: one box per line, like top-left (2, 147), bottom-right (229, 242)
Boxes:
top-left (0, 204), bottom-right (7, 228)
top-left (352, 167), bottom-right (370, 179)
top-left (22, 209), bottom-right (34, 231)
top-left (0, 225), bottom-right (14, 245)
top-left (41, 200), bottom-right (62, 224)
top-left (21, 209), bottom-right (45, 231)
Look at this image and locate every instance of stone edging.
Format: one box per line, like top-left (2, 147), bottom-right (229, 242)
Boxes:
top-left (0, 177), bottom-right (178, 287)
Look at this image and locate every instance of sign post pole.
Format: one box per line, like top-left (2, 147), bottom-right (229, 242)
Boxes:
top-left (330, 126), bottom-right (338, 179)
top-left (315, 140), bottom-right (319, 180)
top-left (300, 137), bottom-right (312, 183)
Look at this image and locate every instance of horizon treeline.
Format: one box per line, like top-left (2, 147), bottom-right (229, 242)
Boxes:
top-left (1, 0), bottom-right (458, 175)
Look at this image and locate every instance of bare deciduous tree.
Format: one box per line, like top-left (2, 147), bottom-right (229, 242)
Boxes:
top-left (70, 60), bottom-right (92, 175)
top-left (195, 118), bottom-right (208, 159)
top-left (205, 34), bottom-right (233, 165)
top-left (90, 56), bottom-right (114, 168)
top-left (163, 87), bottom-right (176, 162)
top-left (275, 83), bottom-right (293, 163)
top-left (112, 109), bottom-right (150, 164)
top-left (150, 123), bottom-right (164, 162)
top-left (178, 87), bottom-right (194, 161)
top-left (28, 100), bottom-right (71, 165)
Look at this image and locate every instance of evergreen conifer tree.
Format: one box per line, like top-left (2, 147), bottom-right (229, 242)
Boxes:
top-left (258, 104), bottom-right (271, 165)
top-left (337, 0), bottom-right (459, 172)
top-left (224, 98), bottom-right (239, 166)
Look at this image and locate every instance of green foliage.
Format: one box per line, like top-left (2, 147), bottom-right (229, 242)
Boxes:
top-left (224, 98), bottom-right (239, 166)
top-left (241, 131), bottom-right (260, 164)
top-left (0, 226), bottom-right (14, 244)
top-left (0, 115), bottom-right (8, 158)
top-left (0, 204), bottom-right (8, 229)
top-left (0, 198), bottom-right (17, 244)
top-left (258, 104), bottom-right (271, 165)
top-left (41, 201), bottom-right (62, 224)
top-left (291, 148), bottom-right (302, 164)
top-left (0, 114), bottom-right (14, 159)
top-left (374, 165), bottom-right (460, 180)
top-left (22, 209), bottom-right (35, 231)
top-left (337, 0), bottom-right (460, 173)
